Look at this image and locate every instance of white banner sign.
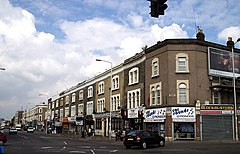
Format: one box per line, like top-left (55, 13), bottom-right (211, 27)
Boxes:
top-left (144, 108), bottom-right (166, 122)
top-left (128, 109), bottom-right (138, 118)
top-left (172, 107), bottom-right (196, 122)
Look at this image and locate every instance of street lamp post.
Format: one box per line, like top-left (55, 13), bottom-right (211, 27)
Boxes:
top-left (96, 58), bottom-right (112, 141)
top-left (232, 38), bottom-right (240, 141)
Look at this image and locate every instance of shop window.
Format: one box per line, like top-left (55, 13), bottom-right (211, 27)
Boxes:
top-left (96, 119), bottom-right (102, 130)
top-left (174, 123), bottom-right (195, 139)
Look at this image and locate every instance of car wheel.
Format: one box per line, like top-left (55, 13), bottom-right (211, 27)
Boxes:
top-left (125, 146), bottom-right (131, 149)
top-left (159, 140), bottom-right (165, 147)
top-left (142, 141), bottom-right (147, 149)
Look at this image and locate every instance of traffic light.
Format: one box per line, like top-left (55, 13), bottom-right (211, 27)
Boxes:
top-left (158, 0), bottom-right (168, 15)
top-left (149, 0), bottom-right (158, 18)
top-left (149, 0), bottom-right (168, 18)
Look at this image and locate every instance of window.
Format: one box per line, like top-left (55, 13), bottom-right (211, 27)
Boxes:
top-left (97, 98), bottom-right (105, 113)
top-left (78, 104), bottom-right (84, 115)
top-left (39, 108), bottom-right (42, 113)
top-left (156, 86), bottom-right (161, 105)
top-left (212, 88), bottom-right (220, 104)
top-left (51, 102), bottom-right (54, 109)
top-left (129, 67), bottom-right (139, 85)
top-left (88, 86), bottom-right (93, 98)
top-left (151, 87), bottom-right (155, 105)
top-left (39, 115), bottom-right (42, 122)
top-left (152, 58), bottom-right (159, 77)
top-left (56, 100), bottom-right (59, 108)
top-left (177, 80), bottom-right (189, 104)
top-left (65, 107), bottom-right (69, 117)
top-left (87, 101), bottom-right (93, 115)
top-left (98, 81), bottom-right (104, 94)
top-left (96, 119), bottom-right (102, 129)
top-left (112, 75), bottom-right (119, 90)
top-left (60, 98), bottom-right (64, 106)
top-left (150, 83), bottom-right (162, 106)
top-left (111, 94), bottom-right (120, 111)
top-left (71, 105), bottom-right (76, 117)
top-left (72, 93), bottom-right (76, 103)
top-left (60, 109), bottom-right (63, 117)
top-left (127, 89), bottom-right (141, 109)
top-left (176, 53), bottom-right (189, 73)
top-left (79, 90), bottom-right (83, 100)
top-left (65, 95), bottom-right (70, 105)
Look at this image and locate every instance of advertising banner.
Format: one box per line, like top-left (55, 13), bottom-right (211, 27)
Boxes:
top-left (144, 108), bottom-right (166, 122)
top-left (172, 107), bottom-right (196, 122)
top-left (128, 109), bottom-right (138, 118)
top-left (208, 47), bottom-right (240, 78)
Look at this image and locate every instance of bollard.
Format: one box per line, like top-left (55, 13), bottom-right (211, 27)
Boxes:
top-left (0, 146), bottom-right (4, 154)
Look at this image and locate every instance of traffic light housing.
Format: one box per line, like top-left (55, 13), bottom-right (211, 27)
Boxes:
top-left (158, 0), bottom-right (168, 15)
top-left (149, 0), bottom-right (168, 18)
top-left (150, 0), bottom-right (158, 18)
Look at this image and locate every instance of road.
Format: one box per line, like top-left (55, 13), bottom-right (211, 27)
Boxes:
top-left (2, 129), bottom-right (240, 154)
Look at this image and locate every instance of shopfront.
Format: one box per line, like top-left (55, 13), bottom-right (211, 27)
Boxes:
top-left (172, 107), bottom-right (196, 140)
top-left (124, 108), bottom-right (143, 133)
top-left (200, 104), bottom-right (234, 141)
top-left (144, 108), bottom-right (166, 137)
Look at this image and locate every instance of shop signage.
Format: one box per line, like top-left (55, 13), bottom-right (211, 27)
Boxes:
top-left (200, 104), bottom-right (234, 115)
top-left (172, 107), bottom-right (196, 122)
top-left (144, 108), bottom-right (166, 122)
top-left (128, 109), bottom-right (138, 118)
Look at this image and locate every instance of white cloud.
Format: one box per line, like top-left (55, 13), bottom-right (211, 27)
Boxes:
top-left (0, 0), bottom-right (190, 119)
top-left (218, 26), bottom-right (240, 42)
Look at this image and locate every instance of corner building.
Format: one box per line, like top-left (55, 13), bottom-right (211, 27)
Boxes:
top-left (144, 30), bottom-right (240, 141)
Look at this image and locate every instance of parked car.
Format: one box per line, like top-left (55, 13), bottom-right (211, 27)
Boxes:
top-left (123, 130), bottom-right (165, 149)
top-left (0, 132), bottom-right (7, 145)
top-left (9, 127), bottom-right (17, 135)
top-left (27, 127), bottom-right (34, 133)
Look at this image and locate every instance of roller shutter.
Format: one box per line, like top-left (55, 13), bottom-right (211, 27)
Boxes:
top-left (202, 115), bottom-right (233, 141)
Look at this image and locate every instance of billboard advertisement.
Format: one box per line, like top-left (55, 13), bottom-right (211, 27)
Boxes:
top-left (208, 47), bottom-right (240, 78)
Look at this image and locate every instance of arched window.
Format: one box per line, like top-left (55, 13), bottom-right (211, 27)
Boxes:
top-left (151, 87), bottom-right (155, 105)
top-left (156, 86), bottom-right (161, 105)
top-left (179, 83), bottom-right (187, 104)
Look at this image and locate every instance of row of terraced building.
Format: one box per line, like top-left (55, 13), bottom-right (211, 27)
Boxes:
top-left (46, 29), bottom-right (240, 141)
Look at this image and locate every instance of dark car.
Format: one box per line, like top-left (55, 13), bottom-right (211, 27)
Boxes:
top-left (123, 130), bottom-right (165, 149)
top-left (0, 132), bottom-right (7, 145)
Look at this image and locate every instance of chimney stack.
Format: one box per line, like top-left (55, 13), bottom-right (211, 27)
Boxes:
top-left (227, 37), bottom-right (234, 48)
top-left (196, 28), bottom-right (205, 41)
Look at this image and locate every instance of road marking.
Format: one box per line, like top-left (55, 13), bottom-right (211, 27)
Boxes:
top-left (99, 147), bottom-right (106, 149)
top-left (110, 150), bottom-right (118, 153)
top-left (69, 151), bottom-right (86, 153)
top-left (90, 149), bottom-right (95, 154)
top-left (64, 141), bottom-right (67, 145)
top-left (41, 147), bottom-right (53, 149)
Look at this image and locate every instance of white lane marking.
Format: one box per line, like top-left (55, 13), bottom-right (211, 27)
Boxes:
top-left (63, 146), bottom-right (66, 150)
top-left (41, 147), bottom-right (53, 149)
top-left (69, 151), bottom-right (86, 153)
top-left (99, 147), bottom-right (106, 149)
top-left (91, 149), bottom-right (95, 154)
top-left (110, 150), bottom-right (118, 153)
top-left (64, 141), bottom-right (67, 145)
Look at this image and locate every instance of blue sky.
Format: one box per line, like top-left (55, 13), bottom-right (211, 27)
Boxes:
top-left (0, 0), bottom-right (240, 119)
